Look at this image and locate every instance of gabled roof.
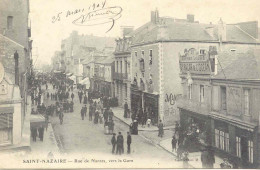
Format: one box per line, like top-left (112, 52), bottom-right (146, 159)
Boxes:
top-left (128, 17), bottom-right (259, 46)
top-left (95, 56), bottom-right (114, 64)
top-left (213, 50), bottom-right (260, 80)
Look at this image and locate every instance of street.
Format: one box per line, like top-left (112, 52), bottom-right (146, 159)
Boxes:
top-left (44, 86), bottom-right (184, 168)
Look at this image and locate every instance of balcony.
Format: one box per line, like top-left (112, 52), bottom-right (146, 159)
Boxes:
top-left (177, 97), bottom-right (211, 116)
top-left (114, 72), bottom-right (128, 81)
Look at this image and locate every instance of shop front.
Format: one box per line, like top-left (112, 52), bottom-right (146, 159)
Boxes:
top-left (210, 116), bottom-right (258, 168)
top-left (143, 92), bottom-right (159, 125)
top-left (130, 85), bottom-right (142, 114)
top-left (179, 109), bottom-right (211, 152)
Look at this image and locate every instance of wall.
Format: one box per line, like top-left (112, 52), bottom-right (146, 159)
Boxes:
top-left (0, 0), bottom-right (29, 49)
top-left (131, 44), bottom-right (160, 93)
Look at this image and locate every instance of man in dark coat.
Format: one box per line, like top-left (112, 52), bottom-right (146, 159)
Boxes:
top-left (71, 92), bottom-right (74, 101)
top-left (116, 132), bottom-right (124, 155)
top-left (83, 95), bottom-right (88, 104)
top-left (158, 120), bottom-right (164, 137)
top-left (89, 104), bottom-right (93, 121)
top-left (127, 132), bottom-right (132, 154)
top-left (103, 108), bottom-right (109, 123)
top-left (172, 136), bottom-right (177, 152)
top-left (111, 133), bottom-right (117, 154)
top-left (84, 105), bottom-right (87, 117)
top-left (79, 91), bottom-right (83, 103)
top-left (124, 102), bottom-right (128, 118)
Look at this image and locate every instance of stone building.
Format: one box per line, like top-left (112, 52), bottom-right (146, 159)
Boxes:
top-left (178, 49), bottom-right (260, 168)
top-left (114, 26), bottom-right (134, 108)
top-left (0, 0), bottom-right (31, 150)
top-left (128, 9), bottom-right (260, 126)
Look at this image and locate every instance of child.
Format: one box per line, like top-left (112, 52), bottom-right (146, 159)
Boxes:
top-left (146, 118), bottom-right (151, 127)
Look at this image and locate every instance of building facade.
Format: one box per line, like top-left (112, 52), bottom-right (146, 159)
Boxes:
top-left (0, 0), bottom-right (31, 150)
top-left (129, 9), bottom-right (260, 126)
top-left (114, 29), bottom-right (133, 108)
top-left (178, 49), bottom-right (260, 168)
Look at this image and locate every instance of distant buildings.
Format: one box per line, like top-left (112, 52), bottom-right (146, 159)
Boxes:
top-left (51, 31), bottom-right (115, 84)
top-left (0, 0), bottom-right (31, 150)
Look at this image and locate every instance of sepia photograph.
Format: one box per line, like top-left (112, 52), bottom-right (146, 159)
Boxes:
top-left (0, 0), bottom-right (260, 169)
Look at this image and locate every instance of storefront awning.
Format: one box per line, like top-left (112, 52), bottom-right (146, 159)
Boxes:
top-left (79, 77), bottom-right (90, 89)
top-left (30, 114), bottom-right (45, 128)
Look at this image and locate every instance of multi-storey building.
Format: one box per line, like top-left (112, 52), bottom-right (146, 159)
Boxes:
top-left (0, 0), bottom-right (31, 150)
top-left (129, 9), bottom-right (260, 126)
top-left (114, 26), bottom-right (133, 107)
top-left (178, 48), bottom-right (260, 168)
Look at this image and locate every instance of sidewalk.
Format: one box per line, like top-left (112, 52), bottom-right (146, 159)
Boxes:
top-left (30, 123), bottom-right (60, 157)
top-left (159, 138), bottom-right (223, 168)
top-left (111, 107), bottom-right (175, 131)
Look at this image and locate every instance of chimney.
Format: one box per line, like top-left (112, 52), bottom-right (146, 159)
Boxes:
top-left (121, 26), bottom-right (134, 37)
top-left (151, 9), bottom-right (159, 24)
top-left (218, 18), bottom-right (227, 42)
top-left (187, 14), bottom-right (194, 23)
top-left (14, 51), bottom-right (19, 85)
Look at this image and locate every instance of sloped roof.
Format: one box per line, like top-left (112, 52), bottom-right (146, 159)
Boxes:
top-left (96, 56), bottom-right (114, 64)
top-left (213, 50), bottom-right (260, 80)
top-left (129, 17), bottom-right (259, 45)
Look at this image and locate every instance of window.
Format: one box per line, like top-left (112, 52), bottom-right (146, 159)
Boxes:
top-left (188, 84), bottom-right (192, 100)
top-left (116, 61), bottom-right (118, 73)
top-left (230, 49), bottom-right (236, 52)
top-left (7, 16), bottom-right (13, 29)
top-left (248, 140), bottom-right (253, 163)
top-left (200, 85), bottom-right (204, 102)
top-left (120, 61), bottom-right (122, 73)
top-left (149, 50), bottom-right (153, 65)
top-left (200, 49), bottom-right (206, 55)
top-left (221, 86), bottom-right (227, 110)
top-left (215, 129), bottom-right (229, 152)
top-left (125, 84), bottom-right (127, 97)
top-left (236, 137), bottom-right (241, 158)
top-left (244, 89), bottom-right (250, 115)
top-left (135, 51), bottom-right (137, 58)
top-left (141, 50), bottom-right (144, 58)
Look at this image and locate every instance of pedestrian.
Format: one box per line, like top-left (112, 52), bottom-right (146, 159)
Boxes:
top-left (94, 109), bottom-right (99, 124)
top-left (220, 158), bottom-right (232, 168)
top-left (124, 101), bottom-right (128, 118)
top-left (31, 127), bottom-right (37, 142)
top-left (83, 95), bottom-right (88, 104)
top-left (116, 132), bottom-right (124, 155)
top-left (108, 109), bottom-right (114, 120)
top-left (111, 133), bottom-right (117, 154)
top-left (104, 108), bottom-right (109, 123)
top-left (127, 132), bottom-right (131, 154)
top-left (89, 104), bottom-right (93, 121)
top-left (39, 126), bottom-right (44, 141)
top-left (71, 92), bottom-right (74, 101)
top-left (81, 107), bottom-right (85, 120)
top-left (171, 136), bottom-right (177, 152)
top-left (108, 120), bottom-right (114, 134)
top-left (146, 117), bottom-right (151, 127)
top-left (84, 105), bottom-right (87, 117)
top-left (79, 92), bottom-right (83, 104)
top-left (158, 120), bottom-right (164, 137)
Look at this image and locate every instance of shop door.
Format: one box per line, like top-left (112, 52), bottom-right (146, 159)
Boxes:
top-left (241, 137), bottom-right (248, 165)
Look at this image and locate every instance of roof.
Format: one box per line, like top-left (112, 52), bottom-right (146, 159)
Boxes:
top-left (128, 17), bottom-right (259, 46)
top-left (95, 56), bottom-right (115, 64)
top-left (213, 50), bottom-right (260, 80)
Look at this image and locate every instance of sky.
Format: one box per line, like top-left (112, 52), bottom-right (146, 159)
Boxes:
top-left (30, 0), bottom-right (260, 68)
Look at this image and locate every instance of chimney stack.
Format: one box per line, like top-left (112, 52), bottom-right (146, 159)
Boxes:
top-left (151, 9), bottom-right (159, 24)
top-left (187, 14), bottom-right (194, 23)
top-left (218, 18), bottom-right (227, 42)
top-left (14, 51), bottom-right (19, 85)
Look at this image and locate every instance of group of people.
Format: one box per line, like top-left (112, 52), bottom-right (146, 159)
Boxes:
top-left (111, 132), bottom-right (132, 155)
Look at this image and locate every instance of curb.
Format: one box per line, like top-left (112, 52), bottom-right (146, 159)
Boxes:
top-left (113, 114), bottom-right (175, 132)
top-left (114, 115), bottom-right (194, 168)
